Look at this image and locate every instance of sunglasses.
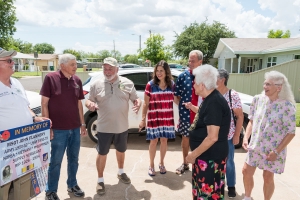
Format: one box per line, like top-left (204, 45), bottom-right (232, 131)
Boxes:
top-left (0, 59), bottom-right (14, 64)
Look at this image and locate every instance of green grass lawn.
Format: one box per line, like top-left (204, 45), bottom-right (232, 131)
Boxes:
top-left (12, 68), bottom-right (101, 78)
top-left (12, 71), bottom-right (41, 78)
top-left (296, 103), bottom-right (300, 127)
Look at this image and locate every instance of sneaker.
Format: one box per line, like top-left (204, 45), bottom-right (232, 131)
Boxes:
top-left (176, 163), bottom-right (189, 175)
top-left (67, 185), bottom-right (85, 197)
top-left (96, 182), bottom-right (106, 195)
top-left (228, 187), bottom-right (236, 198)
top-left (45, 192), bottom-right (60, 200)
top-left (117, 173), bottom-right (131, 184)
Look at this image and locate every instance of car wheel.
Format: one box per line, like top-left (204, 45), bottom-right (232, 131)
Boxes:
top-left (87, 115), bottom-right (98, 143)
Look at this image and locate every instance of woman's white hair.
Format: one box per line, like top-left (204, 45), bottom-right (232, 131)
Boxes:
top-left (264, 71), bottom-right (295, 105)
top-left (193, 64), bottom-right (218, 90)
top-left (57, 54), bottom-right (76, 69)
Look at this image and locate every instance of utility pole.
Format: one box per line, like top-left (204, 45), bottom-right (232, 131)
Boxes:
top-left (113, 40), bottom-right (116, 58)
top-left (139, 35), bottom-right (141, 52)
top-left (132, 34), bottom-right (142, 53)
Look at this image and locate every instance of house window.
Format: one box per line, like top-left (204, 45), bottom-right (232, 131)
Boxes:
top-left (295, 55), bottom-right (300, 59)
top-left (267, 57), bottom-right (277, 67)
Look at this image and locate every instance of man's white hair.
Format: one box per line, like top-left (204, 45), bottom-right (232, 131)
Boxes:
top-left (57, 54), bottom-right (76, 69)
top-left (193, 64), bottom-right (218, 90)
top-left (189, 50), bottom-right (203, 60)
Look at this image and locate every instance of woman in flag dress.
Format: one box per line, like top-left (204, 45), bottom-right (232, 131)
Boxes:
top-left (139, 60), bottom-right (175, 176)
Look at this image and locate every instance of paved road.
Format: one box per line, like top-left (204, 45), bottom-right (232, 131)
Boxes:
top-left (18, 76), bottom-right (42, 92)
top-left (34, 129), bottom-right (300, 200)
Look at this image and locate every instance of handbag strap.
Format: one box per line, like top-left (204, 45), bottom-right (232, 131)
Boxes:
top-left (229, 89), bottom-right (236, 126)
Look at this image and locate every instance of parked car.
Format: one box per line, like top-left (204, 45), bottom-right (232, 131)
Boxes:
top-left (26, 90), bottom-right (42, 116)
top-left (119, 63), bottom-right (142, 69)
top-left (82, 68), bottom-right (253, 148)
top-left (168, 63), bottom-right (186, 71)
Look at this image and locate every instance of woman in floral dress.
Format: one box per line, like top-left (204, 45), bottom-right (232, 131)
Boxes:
top-left (242, 71), bottom-right (296, 200)
top-left (139, 60), bottom-right (175, 176)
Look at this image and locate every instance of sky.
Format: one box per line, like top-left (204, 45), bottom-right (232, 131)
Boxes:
top-left (13, 0), bottom-right (300, 56)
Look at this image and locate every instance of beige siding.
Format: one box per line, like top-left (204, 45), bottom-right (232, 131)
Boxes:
top-left (228, 60), bottom-right (300, 102)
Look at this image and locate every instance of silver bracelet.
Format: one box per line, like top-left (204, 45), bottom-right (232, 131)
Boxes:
top-left (273, 150), bottom-right (279, 156)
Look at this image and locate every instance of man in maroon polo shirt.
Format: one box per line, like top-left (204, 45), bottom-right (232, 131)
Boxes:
top-left (40, 54), bottom-right (87, 200)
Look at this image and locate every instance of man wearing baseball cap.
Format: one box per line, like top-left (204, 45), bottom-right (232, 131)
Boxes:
top-left (0, 48), bottom-right (50, 200)
top-left (85, 57), bottom-right (141, 195)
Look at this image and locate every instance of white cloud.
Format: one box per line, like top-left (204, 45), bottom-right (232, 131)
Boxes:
top-left (14, 0), bottom-right (300, 55)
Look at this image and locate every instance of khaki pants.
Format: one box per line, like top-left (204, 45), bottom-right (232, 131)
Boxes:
top-left (0, 174), bottom-right (33, 200)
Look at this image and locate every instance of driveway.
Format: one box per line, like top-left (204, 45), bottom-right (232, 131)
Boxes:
top-left (33, 129), bottom-right (300, 200)
top-left (18, 76), bottom-right (42, 92)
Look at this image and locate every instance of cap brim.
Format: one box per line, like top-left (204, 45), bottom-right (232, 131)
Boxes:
top-left (103, 62), bottom-right (117, 67)
top-left (0, 50), bottom-right (17, 58)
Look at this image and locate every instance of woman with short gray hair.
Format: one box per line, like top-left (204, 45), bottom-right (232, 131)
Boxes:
top-left (217, 68), bottom-right (244, 198)
top-left (186, 65), bottom-right (231, 199)
top-left (242, 71), bottom-right (296, 200)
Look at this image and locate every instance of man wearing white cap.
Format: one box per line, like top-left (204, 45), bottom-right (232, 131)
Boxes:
top-left (0, 47), bottom-right (49, 200)
top-left (85, 57), bottom-right (141, 195)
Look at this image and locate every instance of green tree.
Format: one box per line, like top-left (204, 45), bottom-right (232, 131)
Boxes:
top-left (110, 50), bottom-right (122, 61)
top-left (8, 38), bottom-right (33, 53)
top-left (97, 50), bottom-right (111, 60)
top-left (33, 43), bottom-right (55, 54)
top-left (267, 29), bottom-right (291, 38)
top-left (139, 34), bottom-right (170, 65)
top-left (0, 0), bottom-right (18, 49)
top-left (173, 21), bottom-right (236, 64)
top-left (124, 54), bottom-right (139, 64)
top-left (63, 49), bottom-right (82, 61)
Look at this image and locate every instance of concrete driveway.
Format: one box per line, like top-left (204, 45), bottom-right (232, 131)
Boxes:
top-left (34, 129), bottom-right (300, 200)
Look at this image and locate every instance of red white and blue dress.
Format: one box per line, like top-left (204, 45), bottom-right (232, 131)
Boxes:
top-left (145, 80), bottom-right (176, 140)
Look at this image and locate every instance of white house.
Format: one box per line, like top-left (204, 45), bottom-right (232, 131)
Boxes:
top-left (213, 38), bottom-right (300, 73)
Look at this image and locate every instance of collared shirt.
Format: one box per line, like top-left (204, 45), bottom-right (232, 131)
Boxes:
top-left (0, 78), bottom-right (32, 130)
top-left (174, 70), bottom-right (194, 123)
top-left (89, 76), bottom-right (139, 134)
top-left (40, 70), bottom-right (84, 130)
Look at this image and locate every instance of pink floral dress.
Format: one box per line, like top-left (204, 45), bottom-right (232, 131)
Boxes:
top-left (246, 94), bottom-right (296, 174)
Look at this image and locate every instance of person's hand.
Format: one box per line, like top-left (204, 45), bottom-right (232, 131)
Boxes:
top-left (86, 101), bottom-right (98, 112)
top-left (266, 151), bottom-right (277, 161)
top-left (80, 126), bottom-right (87, 136)
top-left (0, 134), bottom-right (3, 142)
top-left (182, 102), bottom-right (193, 110)
top-left (242, 138), bottom-right (249, 151)
top-left (35, 117), bottom-right (52, 127)
top-left (186, 152), bottom-right (196, 164)
top-left (232, 133), bottom-right (240, 145)
top-left (132, 99), bottom-right (141, 114)
top-left (50, 129), bottom-right (54, 140)
top-left (139, 120), bottom-right (146, 132)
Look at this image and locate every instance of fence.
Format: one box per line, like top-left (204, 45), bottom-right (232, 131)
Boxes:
top-left (227, 60), bottom-right (300, 102)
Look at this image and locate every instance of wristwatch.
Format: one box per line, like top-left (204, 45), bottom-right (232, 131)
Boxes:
top-left (32, 115), bottom-right (36, 123)
top-left (81, 124), bottom-right (86, 127)
top-left (273, 149), bottom-right (279, 156)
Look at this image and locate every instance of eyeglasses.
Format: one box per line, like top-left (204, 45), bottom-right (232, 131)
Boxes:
top-left (0, 59), bottom-right (14, 64)
top-left (263, 83), bottom-right (281, 87)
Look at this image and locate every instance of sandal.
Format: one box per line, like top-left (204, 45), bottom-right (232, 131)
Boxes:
top-left (148, 167), bottom-right (156, 176)
top-left (176, 163), bottom-right (189, 175)
top-left (159, 164), bottom-right (167, 174)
